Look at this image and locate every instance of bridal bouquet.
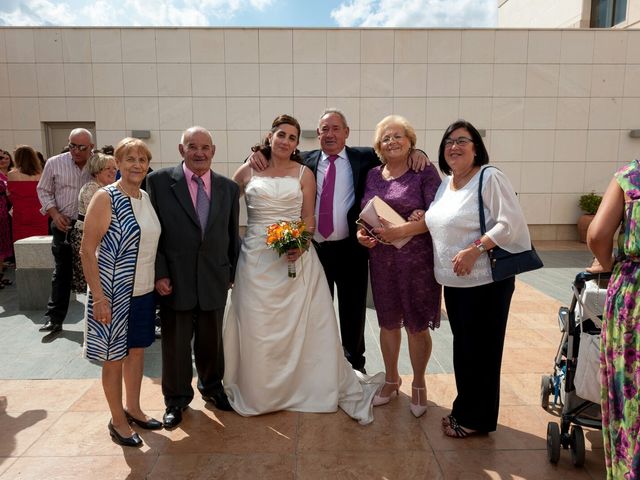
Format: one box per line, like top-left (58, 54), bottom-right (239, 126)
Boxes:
top-left (266, 220), bottom-right (313, 278)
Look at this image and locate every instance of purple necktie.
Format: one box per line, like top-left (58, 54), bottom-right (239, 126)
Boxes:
top-left (192, 174), bottom-right (209, 238)
top-left (317, 154), bottom-right (338, 239)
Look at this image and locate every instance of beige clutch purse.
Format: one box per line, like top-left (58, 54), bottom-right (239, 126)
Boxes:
top-left (357, 196), bottom-right (412, 249)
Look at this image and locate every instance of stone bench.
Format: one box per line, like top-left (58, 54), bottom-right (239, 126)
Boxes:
top-left (13, 236), bottom-right (53, 310)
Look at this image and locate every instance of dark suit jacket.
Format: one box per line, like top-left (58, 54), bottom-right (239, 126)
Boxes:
top-left (301, 146), bottom-right (380, 239)
top-left (146, 164), bottom-right (240, 312)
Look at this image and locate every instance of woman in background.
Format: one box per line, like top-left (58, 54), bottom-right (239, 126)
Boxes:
top-left (587, 160), bottom-right (640, 479)
top-left (357, 115), bottom-right (441, 418)
top-left (0, 149), bottom-right (14, 286)
top-left (69, 150), bottom-right (117, 293)
top-left (7, 145), bottom-right (48, 243)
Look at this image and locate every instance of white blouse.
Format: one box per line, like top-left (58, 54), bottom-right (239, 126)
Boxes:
top-left (131, 191), bottom-right (161, 296)
top-left (424, 166), bottom-right (531, 288)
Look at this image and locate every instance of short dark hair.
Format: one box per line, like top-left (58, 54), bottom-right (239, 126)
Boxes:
top-left (438, 119), bottom-right (489, 176)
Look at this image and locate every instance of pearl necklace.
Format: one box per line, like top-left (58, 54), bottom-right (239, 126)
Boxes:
top-left (118, 181), bottom-right (141, 200)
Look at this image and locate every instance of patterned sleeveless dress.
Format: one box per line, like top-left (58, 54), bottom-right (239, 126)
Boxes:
top-left (601, 159), bottom-right (640, 479)
top-left (83, 185), bottom-right (141, 362)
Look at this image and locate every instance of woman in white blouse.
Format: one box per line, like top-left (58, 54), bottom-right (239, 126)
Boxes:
top-left (423, 120), bottom-right (531, 439)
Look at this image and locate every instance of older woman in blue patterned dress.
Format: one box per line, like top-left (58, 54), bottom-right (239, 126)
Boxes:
top-left (80, 138), bottom-right (161, 447)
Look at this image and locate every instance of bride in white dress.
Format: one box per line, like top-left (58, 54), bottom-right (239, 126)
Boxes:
top-left (223, 114), bottom-right (383, 425)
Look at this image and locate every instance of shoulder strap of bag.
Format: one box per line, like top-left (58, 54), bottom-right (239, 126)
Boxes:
top-left (478, 165), bottom-right (497, 235)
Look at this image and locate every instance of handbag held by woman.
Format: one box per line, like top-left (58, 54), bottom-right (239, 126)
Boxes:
top-left (478, 167), bottom-right (543, 281)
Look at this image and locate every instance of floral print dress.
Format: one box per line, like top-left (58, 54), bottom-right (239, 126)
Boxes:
top-left (601, 159), bottom-right (640, 479)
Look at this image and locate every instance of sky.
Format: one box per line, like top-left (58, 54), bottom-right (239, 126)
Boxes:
top-left (0, 0), bottom-right (497, 28)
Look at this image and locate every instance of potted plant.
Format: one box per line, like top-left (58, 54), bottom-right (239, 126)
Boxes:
top-left (577, 192), bottom-right (603, 243)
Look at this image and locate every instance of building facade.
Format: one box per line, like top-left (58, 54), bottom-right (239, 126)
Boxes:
top-left (0, 27), bottom-right (639, 238)
top-left (499, 0), bottom-right (639, 29)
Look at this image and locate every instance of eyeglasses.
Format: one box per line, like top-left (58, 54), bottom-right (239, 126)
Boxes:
top-left (68, 143), bottom-right (90, 152)
top-left (381, 134), bottom-right (406, 144)
top-left (444, 136), bottom-right (473, 148)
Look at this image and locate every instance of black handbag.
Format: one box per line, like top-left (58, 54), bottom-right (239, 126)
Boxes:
top-left (478, 166), bottom-right (543, 282)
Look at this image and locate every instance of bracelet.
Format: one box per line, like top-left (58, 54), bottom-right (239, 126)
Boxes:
top-left (92, 297), bottom-right (108, 306)
top-left (473, 239), bottom-right (487, 254)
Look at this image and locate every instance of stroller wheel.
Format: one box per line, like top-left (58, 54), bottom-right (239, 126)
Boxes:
top-left (547, 422), bottom-right (561, 464)
top-left (569, 426), bottom-right (585, 467)
top-left (540, 375), bottom-right (552, 410)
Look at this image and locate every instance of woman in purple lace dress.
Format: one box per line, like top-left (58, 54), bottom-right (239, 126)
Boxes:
top-left (357, 115), bottom-right (441, 418)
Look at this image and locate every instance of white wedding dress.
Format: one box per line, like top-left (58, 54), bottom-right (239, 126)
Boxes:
top-left (223, 168), bottom-right (383, 425)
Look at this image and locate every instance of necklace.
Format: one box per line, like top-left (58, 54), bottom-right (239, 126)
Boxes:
top-left (118, 181), bottom-right (141, 200)
top-left (451, 166), bottom-right (478, 190)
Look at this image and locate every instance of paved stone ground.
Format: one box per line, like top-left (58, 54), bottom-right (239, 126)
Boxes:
top-left (0, 244), bottom-right (593, 380)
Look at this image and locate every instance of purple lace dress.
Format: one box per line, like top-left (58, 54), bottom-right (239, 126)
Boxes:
top-left (0, 172), bottom-right (12, 259)
top-left (361, 164), bottom-right (442, 333)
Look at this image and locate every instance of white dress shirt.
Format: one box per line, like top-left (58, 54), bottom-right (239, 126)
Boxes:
top-left (314, 148), bottom-right (354, 242)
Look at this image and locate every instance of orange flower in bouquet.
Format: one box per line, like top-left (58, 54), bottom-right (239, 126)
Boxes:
top-left (265, 219), bottom-right (313, 278)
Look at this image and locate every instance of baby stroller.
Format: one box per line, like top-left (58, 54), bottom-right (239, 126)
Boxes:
top-left (540, 271), bottom-right (610, 467)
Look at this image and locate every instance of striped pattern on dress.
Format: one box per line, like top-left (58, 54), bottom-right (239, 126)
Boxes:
top-left (83, 185), bottom-right (140, 362)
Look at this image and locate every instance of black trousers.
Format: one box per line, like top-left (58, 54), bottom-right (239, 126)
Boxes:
top-left (315, 237), bottom-right (368, 371)
top-left (44, 225), bottom-right (74, 325)
top-left (160, 306), bottom-right (225, 408)
top-left (444, 276), bottom-right (515, 432)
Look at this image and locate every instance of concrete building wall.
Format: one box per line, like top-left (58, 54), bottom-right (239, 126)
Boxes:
top-left (1, 27), bottom-right (640, 239)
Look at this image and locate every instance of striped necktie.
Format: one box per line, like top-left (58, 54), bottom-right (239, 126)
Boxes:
top-left (192, 174), bottom-right (209, 237)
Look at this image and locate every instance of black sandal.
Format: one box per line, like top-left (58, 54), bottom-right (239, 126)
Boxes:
top-left (443, 415), bottom-right (477, 439)
top-left (441, 414), bottom-right (454, 428)
top-left (0, 278), bottom-right (12, 286)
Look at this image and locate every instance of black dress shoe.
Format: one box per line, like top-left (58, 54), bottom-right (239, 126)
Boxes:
top-left (202, 390), bottom-right (233, 411)
top-left (125, 410), bottom-right (163, 430)
top-left (108, 421), bottom-right (143, 447)
top-left (39, 320), bottom-right (62, 333)
top-left (163, 406), bottom-right (186, 429)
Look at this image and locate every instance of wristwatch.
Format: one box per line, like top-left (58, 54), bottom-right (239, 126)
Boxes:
top-left (473, 239), bottom-right (487, 254)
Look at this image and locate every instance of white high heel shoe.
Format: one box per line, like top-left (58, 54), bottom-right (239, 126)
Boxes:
top-left (409, 386), bottom-right (427, 418)
top-left (373, 379), bottom-right (402, 406)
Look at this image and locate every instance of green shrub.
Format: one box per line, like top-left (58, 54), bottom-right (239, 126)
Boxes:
top-left (579, 192), bottom-right (602, 215)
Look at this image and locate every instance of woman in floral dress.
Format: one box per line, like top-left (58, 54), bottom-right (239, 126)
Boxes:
top-left (587, 159), bottom-right (640, 479)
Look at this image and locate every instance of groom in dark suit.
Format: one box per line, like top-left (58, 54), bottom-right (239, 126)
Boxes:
top-left (147, 126), bottom-right (240, 428)
top-left (250, 109), bottom-right (427, 373)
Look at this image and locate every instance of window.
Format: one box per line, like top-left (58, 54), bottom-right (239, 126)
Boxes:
top-left (591, 0), bottom-right (627, 27)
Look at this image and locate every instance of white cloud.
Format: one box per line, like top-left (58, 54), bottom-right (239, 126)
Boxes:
top-left (0, 0), bottom-right (275, 26)
top-left (331, 0), bottom-right (497, 28)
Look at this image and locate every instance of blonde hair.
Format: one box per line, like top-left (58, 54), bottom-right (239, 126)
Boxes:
top-left (114, 137), bottom-right (152, 163)
top-left (87, 152), bottom-right (115, 176)
top-left (373, 115), bottom-right (417, 163)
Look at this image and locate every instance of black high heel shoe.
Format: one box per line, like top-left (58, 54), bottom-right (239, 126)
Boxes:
top-left (108, 421), bottom-right (143, 447)
top-left (124, 410), bottom-right (163, 430)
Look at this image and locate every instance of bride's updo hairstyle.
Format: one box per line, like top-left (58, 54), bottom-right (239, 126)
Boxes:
top-left (251, 114), bottom-right (303, 164)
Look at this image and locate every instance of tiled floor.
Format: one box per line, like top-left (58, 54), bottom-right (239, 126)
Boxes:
top-left (0, 241), bottom-right (606, 479)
